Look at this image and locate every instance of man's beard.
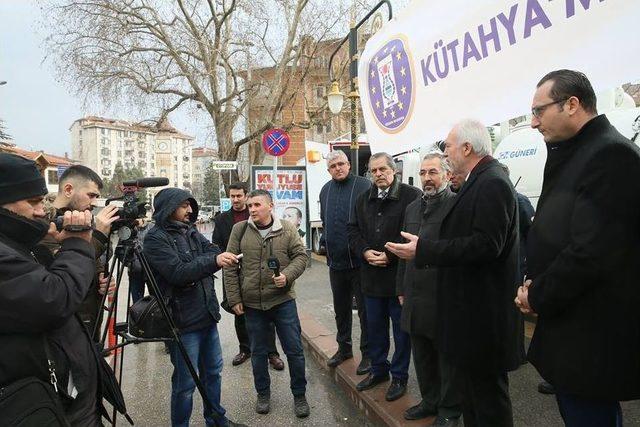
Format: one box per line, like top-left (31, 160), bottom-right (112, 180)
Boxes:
top-left (423, 180), bottom-right (449, 197)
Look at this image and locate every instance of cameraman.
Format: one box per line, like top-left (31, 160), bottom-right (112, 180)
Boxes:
top-left (143, 188), bottom-right (244, 427)
top-left (0, 153), bottom-right (102, 425)
top-left (43, 165), bottom-right (120, 338)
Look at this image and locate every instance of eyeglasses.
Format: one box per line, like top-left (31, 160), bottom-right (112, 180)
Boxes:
top-left (531, 98), bottom-right (569, 118)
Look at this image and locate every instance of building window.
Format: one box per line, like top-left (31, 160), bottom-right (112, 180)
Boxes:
top-left (325, 118), bottom-right (332, 133)
top-left (316, 122), bottom-right (323, 134)
top-left (47, 170), bottom-right (59, 185)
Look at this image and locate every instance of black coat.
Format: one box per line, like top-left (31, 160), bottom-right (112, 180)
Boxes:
top-left (416, 158), bottom-right (524, 373)
top-left (0, 208), bottom-right (101, 425)
top-left (526, 115), bottom-right (640, 401)
top-left (144, 188), bottom-right (222, 333)
top-left (397, 187), bottom-right (455, 338)
top-left (348, 177), bottom-right (422, 297)
top-left (211, 207), bottom-right (238, 251)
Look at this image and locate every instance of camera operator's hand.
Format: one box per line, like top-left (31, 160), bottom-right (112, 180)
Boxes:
top-left (55, 210), bottom-right (93, 243)
top-left (216, 252), bottom-right (239, 268)
top-left (95, 204), bottom-right (120, 235)
top-left (97, 272), bottom-right (116, 296)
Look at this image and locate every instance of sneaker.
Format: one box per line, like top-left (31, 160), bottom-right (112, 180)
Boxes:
top-left (294, 395), bottom-right (310, 418)
top-left (255, 393), bottom-right (270, 414)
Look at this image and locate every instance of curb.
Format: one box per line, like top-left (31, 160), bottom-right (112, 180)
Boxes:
top-left (299, 311), bottom-right (436, 427)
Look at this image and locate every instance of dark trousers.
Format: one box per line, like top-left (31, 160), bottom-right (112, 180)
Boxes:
top-left (128, 271), bottom-right (146, 304)
top-left (556, 393), bottom-right (622, 427)
top-left (411, 334), bottom-right (461, 418)
top-left (234, 313), bottom-right (278, 357)
top-left (245, 300), bottom-right (307, 396)
top-left (329, 267), bottom-right (368, 356)
top-left (364, 295), bottom-right (411, 380)
top-left (460, 369), bottom-right (513, 427)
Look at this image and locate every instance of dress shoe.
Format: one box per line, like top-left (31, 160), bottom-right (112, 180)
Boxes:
top-left (403, 401), bottom-right (437, 420)
top-left (327, 350), bottom-right (353, 368)
top-left (385, 378), bottom-right (407, 401)
top-left (356, 357), bottom-right (371, 375)
top-left (356, 373), bottom-right (390, 391)
top-left (433, 416), bottom-right (460, 426)
top-left (217, 418), bottom-right (248, 427)
top-left (232, 352), bottom-right (250, 366)
top-left (293, 395), bottom-right (310, 418)
top-left (255, 393), bottom-right (270, 414)
top-left (268, 353), bottom-right (285, 370)
top-left (538, 380), bottom-right (556, 395)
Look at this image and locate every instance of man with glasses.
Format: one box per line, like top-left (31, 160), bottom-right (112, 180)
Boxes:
top-left (319, 150), bottom-right (371, 374)
top-left (515, 69), bottom-right (640, 426)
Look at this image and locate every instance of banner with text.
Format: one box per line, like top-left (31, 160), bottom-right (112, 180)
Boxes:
top-left (359, 0), bottom-right (640, 155)
top-left (251, 166), bottom-right (308, 246)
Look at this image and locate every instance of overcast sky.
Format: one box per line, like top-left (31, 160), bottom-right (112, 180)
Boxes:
top-left (0, 0), bottom-right (211, 157)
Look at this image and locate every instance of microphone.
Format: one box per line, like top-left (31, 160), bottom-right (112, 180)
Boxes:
top-left (122, 177), bottom-right (169, 188)
top-left (267, 256), bottom-right (280, 278)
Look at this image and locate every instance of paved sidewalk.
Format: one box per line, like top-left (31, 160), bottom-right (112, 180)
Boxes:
top-left (296, 257), bottom-right (640, 427)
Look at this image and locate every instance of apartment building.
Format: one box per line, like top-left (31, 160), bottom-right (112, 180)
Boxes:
top-left (70, 116), bottom-right (194, 189)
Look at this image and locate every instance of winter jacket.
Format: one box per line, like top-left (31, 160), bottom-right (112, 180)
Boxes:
top-left (40, 207), bottom-right (110, 339)
top-left (0, 207), bottom-right (101, 426)
top-left (319, 174), bottom-right (370, 270)
top-left (143, 188), bottom-right (222, 333)
top-left (348, 176), bottom-right (422, 297)
top-left (212, 207), bottom-right (242, 251)
top-left (416, 158), bottom-right (525, 373)
top-left (396, 187), bottom-right (455, 338)
top-left (223, 217), bottom-right (308, 311)
top-left (527, 115), bottom-right (640, 400)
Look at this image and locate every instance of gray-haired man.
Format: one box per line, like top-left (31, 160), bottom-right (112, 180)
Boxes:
top-left (319, 150), bottom-right (371, 374)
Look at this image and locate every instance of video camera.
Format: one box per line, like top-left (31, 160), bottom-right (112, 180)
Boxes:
top-left (106, 177), bottom-right (169, 234)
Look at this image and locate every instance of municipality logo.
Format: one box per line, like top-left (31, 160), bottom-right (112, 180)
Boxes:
top-left (367, 36), bottom-right (415, 133)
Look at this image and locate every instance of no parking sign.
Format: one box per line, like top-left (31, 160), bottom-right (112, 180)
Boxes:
top-left (262, 128), bottom-right (290, 157)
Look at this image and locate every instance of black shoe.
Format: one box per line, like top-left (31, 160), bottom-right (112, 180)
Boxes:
top-left (356, 373), bottom-right (390, 391)
top-left (255, 393), bottom-right (270, 414)
top-left (327, 350), bottom-right (353, 368)
top-left (404, 401), bottom-right (437, 420)
top-left (385, 378), bottom-right (407, 401)
top-left (538, 380), bottom-right (556, 395)
top-left (294, 395), bottom-right (310, 418)
top-left (433, 416), bottom-right (460, 426)
top-left (217, 419), bottom-right (248, 427)
top-left (356, 357), bottom-right (371, 375)
top-left (232, 351), bottom-right (250, 366)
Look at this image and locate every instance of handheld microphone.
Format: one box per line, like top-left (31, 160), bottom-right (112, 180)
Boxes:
top-left (267, 257), bottom-right (280, 277)
top-left (122, 177), bottom-right (169, 188)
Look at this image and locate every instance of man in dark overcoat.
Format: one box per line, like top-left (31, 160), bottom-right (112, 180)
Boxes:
top-left (396, 153), bottom-right (461, 425)
top-left (515, 69), bottom-right (640, 426)
top-left (387, 119), bottom-right (524, 427)
top-left (348, 152), bottom-right (421, 402)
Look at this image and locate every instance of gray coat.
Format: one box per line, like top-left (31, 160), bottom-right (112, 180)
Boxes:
top-left (396, 187), bottom-right (455, 338)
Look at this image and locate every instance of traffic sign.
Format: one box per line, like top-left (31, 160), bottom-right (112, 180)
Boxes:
top-left (262, 128), bottom-right (290, 157)
top-left (220, 198), bottom-right (231, 211)
top-left (210, 161), bottom-right (237, 170)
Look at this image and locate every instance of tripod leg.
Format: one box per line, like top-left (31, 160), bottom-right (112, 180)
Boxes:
top-left (100, 248), bottom-right (129, 348)
top-left (134, 246), bottom-right (223, 421)
top-left (94, 248), bottom-right (120, 341)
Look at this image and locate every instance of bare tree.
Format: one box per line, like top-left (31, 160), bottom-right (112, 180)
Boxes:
top-left (42, 0), bottom-right (357, 186)
top-left (0, 119), bottom-right (10, 141)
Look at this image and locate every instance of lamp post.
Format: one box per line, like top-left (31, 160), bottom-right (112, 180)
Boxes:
top-left (327, 1), bottom-right (392, 176)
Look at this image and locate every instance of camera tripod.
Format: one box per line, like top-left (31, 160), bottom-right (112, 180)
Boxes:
top-left (96, 225), bottom-right (219, 426)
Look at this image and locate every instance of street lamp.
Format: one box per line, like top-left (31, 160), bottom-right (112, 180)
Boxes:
top-left (327, 1), bottom-right (392, 176)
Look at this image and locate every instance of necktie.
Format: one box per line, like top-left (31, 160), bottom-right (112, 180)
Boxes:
top-left (379, 190), bottom-right (388, 199)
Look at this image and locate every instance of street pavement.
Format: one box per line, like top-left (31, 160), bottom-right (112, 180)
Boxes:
top-left (109, 222), bottom-right (640, 426)
top-left (109, 222), bottom-right (372, 427)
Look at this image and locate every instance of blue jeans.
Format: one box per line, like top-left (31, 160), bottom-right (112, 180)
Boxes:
top-left (556, 393), bottom-right (622, 427)
top-left (245, 299), bottom-right (307, 396)
top-left (168, 324), bottom-right (226, 427)
top-left (364, 295), bottom-right (411, 380)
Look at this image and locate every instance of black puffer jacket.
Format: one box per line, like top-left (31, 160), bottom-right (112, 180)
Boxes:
top-left (0, 207), bottom-right (101, 426)
top-left (144, 188), bottom-right (222, 333)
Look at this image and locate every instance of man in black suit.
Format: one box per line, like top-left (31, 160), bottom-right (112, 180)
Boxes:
top-left (212, 182), bottom-right (283, 370)
top-left (515, 70), bottom-right (640, 426)
top-left (387, 119), bottom-right (524, 427)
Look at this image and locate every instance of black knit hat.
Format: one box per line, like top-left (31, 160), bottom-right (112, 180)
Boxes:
top-left (0, 153), bottom-right (49, 205)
